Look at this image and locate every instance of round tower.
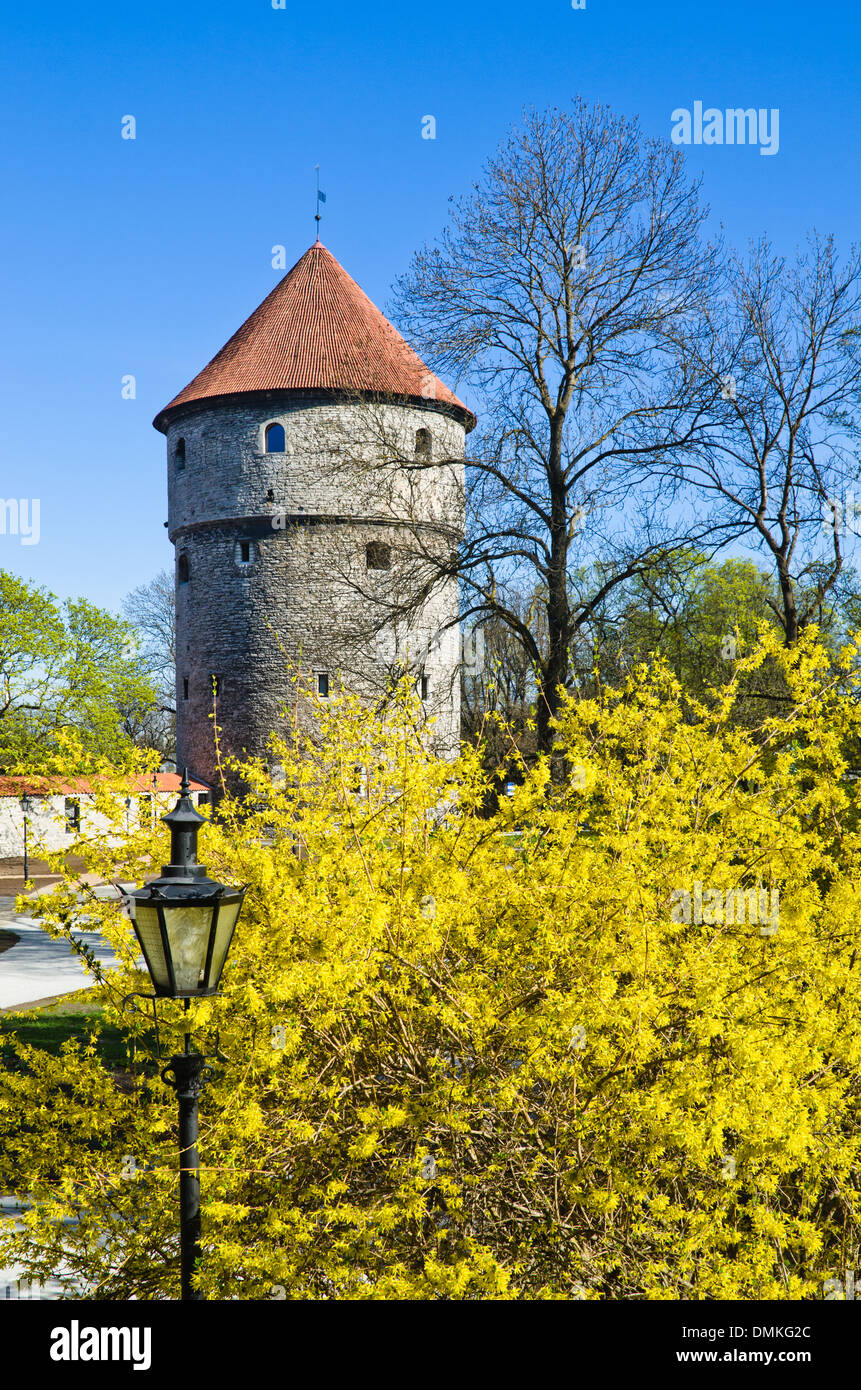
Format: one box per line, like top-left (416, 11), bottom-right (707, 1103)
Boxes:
top-left (153, 242), bottom-right (475, 790)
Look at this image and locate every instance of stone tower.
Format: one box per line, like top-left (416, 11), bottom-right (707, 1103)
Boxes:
top-left (153, 242), bottom-right (475, 789)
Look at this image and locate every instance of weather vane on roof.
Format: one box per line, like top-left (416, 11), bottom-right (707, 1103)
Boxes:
top-left (315, 165), bottom-right (326, 241)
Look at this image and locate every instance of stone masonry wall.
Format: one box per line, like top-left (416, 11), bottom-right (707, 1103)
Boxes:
top-left (167, 396), bottom-right (465, 787)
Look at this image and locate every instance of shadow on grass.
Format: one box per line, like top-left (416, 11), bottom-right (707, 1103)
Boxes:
top-left (0, 990), bottom-right (159, 1080)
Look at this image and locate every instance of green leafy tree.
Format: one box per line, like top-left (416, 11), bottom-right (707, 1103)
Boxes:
top-left (597, 555), bottom-right (784, 706)
top-left (0, 570), bottom-right (161, 772)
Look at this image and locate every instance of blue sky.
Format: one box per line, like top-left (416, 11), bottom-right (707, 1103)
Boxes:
top-left (1, 0), bottom-right (857, 612)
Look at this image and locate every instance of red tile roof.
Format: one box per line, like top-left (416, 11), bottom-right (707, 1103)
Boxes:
top-left (0, 774), bottom-right (209, 798)
top-left (154, 242), bottom-right (475, 431)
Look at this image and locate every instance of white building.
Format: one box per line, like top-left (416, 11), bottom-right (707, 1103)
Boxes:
top-left (0, 773), bottom-right (210, 860)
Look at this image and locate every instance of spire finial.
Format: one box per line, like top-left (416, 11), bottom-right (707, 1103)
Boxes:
top-left (314, 164), bottom-right (326, 241)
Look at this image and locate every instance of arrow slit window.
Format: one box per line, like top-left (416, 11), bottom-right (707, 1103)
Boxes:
top-left (366, 541), bottom-right (391, 570)
top-left (265, 423), bottom-right (285, 453)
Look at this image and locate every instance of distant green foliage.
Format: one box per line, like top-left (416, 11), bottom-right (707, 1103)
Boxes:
top-left (0, 569), bottom-right (160, 772)
top-left (578, 553), bottom-right (859, 722)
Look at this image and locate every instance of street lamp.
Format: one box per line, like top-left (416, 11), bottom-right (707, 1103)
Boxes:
top-left (20, 794), bottom-right (33, 883)
top-left (127, 771), bottom-right (245, 1301)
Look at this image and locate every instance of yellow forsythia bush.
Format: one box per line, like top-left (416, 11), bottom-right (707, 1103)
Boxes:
top-left (2, 628), bottom-right (861, 1300)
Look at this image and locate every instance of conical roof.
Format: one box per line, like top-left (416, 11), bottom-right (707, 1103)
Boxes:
top-left (154, 242), bottom-right (474, 431)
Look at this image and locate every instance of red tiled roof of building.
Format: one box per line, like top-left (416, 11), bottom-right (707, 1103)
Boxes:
top-left (0, 774), bottom-right (209, 798)
top-left (154, 242), bottom-right (475, 431)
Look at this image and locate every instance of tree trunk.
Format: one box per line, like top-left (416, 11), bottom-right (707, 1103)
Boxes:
top-left (538, 428), bottom-right (571, 773)
top-left (777, 562), bottom-right (800, 644)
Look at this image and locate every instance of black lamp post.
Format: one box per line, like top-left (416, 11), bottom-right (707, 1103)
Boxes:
top-left (127, 772), bottom-right (245, 1301)
top-left (20, 795), bottom-right (32, 882)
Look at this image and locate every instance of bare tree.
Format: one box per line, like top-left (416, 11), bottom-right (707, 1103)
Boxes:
top-left (389, 99), bottom-right (721, 759)
top-left (675, 232), bottom-right (861, 643)
top-left (122, 569), bottom-right (176, 763)
top-left (460, 591), bottom-right (547, 765)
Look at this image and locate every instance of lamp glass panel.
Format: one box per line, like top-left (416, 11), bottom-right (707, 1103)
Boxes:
top-left (207, 899), bottom-right (242, 989)
top-left (163, 903), bottom-right (216, 993)
top-left (132, 901), bottom-right (171, 992)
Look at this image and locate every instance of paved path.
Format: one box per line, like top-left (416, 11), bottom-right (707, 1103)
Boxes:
top-left (0, 896), bottom-right (20, 926)
top-left (0, 889), bottom-right (132, 1296)
top-left (0, 889), bottom-right (126, 1011)
top-left (0, 1198), bottom-right (83, 1299)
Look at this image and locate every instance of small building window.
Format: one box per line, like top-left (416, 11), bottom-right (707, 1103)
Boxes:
top-left (197, 792), bottom-right (210, 806)
top-left (317, 673), bottom-right (329, 698)
top-left (178, 554), bottom-right (190, 584)
top-left (64, 797), bottom-right (80, 832)
top-left (415, 428), bottom-right (431, 459)
top-left (265, 422), bottom-right (286, 453)
top-left (182, 676), bottom-right (189, 701)
top-left (420, 674), bottom-right (429, 701)
top-left (366, 541), bottom-right (391, 570)
top-left (175, 437), bottom-right (186, 469)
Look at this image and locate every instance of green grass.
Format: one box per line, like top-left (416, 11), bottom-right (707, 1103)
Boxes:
top-left (0, 991), bottom-right (155, 1069)
top-left (1, 1012), bottom-right (127, 1064)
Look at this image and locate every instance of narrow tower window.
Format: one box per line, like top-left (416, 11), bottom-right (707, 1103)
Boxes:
top-left (415, 428), bottom-right (431, 459)
top-left (317, 673), bottom-right (330, 698)
top-left (178, 554), bottom-right (190, 584)
top-left (182, 677), bottom-right (189, 701)
top-left (236, 539), bottom-right (253, 565)
top-left (420, 674), bottom-right (429, 701)
top-left (366, 541), bottom-right (391, 570)
top-left (265, 422), bottom-right (286, 453)
top-left (175, 437), bottom-right (186, 469)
